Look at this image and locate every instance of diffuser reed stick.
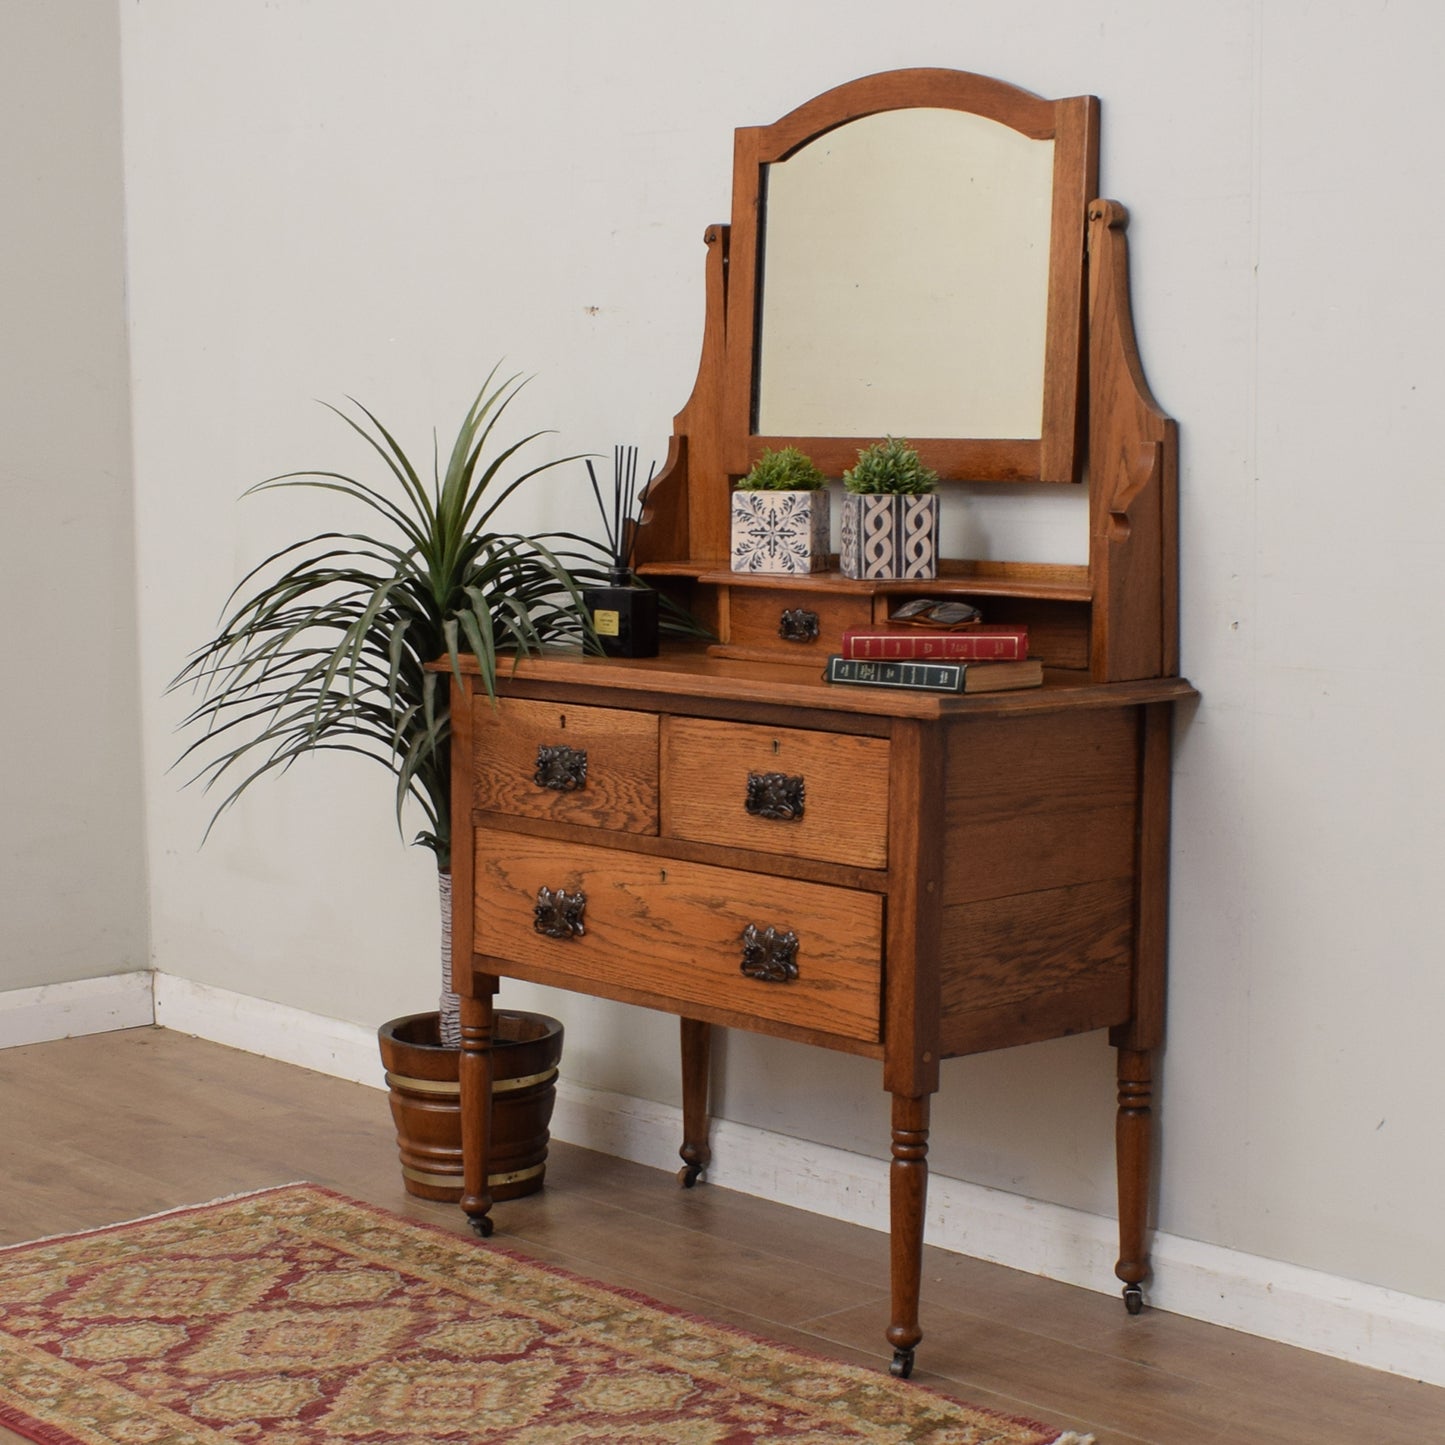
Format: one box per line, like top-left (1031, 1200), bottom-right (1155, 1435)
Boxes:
top-left (580, 444), bottom-right (661, 658)
top-left (587, 445), bottom-right (656, 578)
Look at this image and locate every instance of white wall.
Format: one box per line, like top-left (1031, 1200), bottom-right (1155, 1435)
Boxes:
top-left (0, 0), bottom-right (148, 989)
top-left (116, 0), bottom-right (1445, 1315)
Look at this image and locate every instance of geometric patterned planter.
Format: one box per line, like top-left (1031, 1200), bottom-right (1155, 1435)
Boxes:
top-left (730, 490), bottom-right (830, 575)
top-left (839, 493), bottom-right (939, 579)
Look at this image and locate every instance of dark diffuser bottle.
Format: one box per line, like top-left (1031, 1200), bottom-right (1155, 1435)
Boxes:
top-left (583, 565), bottom-right (659, 658)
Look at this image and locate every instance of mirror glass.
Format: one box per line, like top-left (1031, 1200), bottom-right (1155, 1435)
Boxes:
top-left (753, 107), bottom-right (1055, 441)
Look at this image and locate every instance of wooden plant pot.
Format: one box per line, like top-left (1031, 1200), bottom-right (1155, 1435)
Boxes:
top-left (839, 493), bottom-right (939, 579)
top-left (730, 489), bottom-right (831, 574)
top-left (377, 1010), bottom-right (564, 1203)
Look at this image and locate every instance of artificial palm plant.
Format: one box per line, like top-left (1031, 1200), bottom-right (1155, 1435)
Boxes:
top-left (172, 367), bottom-right (593, 1044)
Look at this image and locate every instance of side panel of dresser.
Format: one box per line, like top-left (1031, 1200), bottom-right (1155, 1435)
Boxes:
top-left (935, 706), bottom-right (1143, 1057)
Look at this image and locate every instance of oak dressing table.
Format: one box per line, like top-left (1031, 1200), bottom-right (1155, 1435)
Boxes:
top-left (448, 67), bottom-right (1193, 1376)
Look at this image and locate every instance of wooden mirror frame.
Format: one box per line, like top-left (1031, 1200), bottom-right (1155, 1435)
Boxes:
top-left (723, 69), bottom-right (1099, 484)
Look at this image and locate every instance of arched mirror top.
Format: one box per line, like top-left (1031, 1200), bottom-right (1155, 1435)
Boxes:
top-left (723, 69), bottom-right (1098, 484)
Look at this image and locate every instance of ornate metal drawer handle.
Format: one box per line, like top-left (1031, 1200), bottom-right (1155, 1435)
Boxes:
top-left (746, 772), bottom-right (805, 821)
top-left (534, 886), bottom-right (587, 940)
top-left (739, 924), bottom-right (799, 983)
top-left (778, 607), bottom-right (820, 643)
top-left (534, 744), bottom-right (588, 792)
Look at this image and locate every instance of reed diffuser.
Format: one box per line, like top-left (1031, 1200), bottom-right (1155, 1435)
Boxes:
top-left (581, 445), bottom-right (659, 657)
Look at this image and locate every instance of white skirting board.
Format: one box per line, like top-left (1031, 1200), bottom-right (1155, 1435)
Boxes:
top-left (0, 971), bottom-right (156, 1048)
top-left (154, 972), bottom-right (388, 1089)
top-left (549, 1083), bottom-right (1445, 1390)
top-left (5, 970), bottom-right (1443, 1389)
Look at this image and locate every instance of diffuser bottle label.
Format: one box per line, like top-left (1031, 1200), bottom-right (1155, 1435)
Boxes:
top-left (594, 609), bottom-right (621, 637)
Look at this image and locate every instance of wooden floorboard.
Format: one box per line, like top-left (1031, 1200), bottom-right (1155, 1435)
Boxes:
top-left (1, 1027), bottom-right (1441, 1443)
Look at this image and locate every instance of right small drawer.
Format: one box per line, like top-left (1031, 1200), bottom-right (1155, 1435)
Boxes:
top-left (661, 717), bottom-right (889, 869)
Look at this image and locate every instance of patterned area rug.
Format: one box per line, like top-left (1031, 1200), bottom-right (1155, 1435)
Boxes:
top-left (0, 1184), bottom-right (1092, 1444)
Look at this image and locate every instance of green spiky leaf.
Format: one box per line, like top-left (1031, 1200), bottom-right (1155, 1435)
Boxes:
top-left (170, 371), bottom-right (596, 872)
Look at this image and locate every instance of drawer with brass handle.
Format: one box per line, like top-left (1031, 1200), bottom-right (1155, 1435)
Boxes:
top-left (661, 717), bottom-right (889, 868)
top-left (723, 585), bottom-right (873, 658)
top-left (473, 832), bottom-right (882, 1043)
top-left (471, 697), bottom-right (659, 833)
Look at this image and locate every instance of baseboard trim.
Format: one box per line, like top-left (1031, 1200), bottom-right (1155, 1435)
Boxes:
top-left (0, 971), bottom-right (156, 1048)
top-left (547, 1079), bottom-right (1445, 1389)
top-left (153, 973), bottom-right (386, 1089)
top-left (13, 972), bottom-right (1443, 1388)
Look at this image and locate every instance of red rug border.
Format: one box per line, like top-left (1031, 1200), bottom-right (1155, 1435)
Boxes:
top-left (0, 1406), bottom-right (79, 1445)
top-left (0, 1182), bottom-right (1090, 1445)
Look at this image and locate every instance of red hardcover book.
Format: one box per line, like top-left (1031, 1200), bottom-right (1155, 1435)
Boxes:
top-left (840, 625), bottom-right (1029, 662)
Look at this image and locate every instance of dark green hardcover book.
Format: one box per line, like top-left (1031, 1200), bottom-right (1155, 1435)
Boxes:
top-left (823, 654), bottom-right (965, 692)
top-left (823, 654), bottom-right (1044, 694)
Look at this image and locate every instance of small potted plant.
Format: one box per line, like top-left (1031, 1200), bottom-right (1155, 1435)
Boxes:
top-left (839, 436), bottom-right (940, 580)
top-left (730, 445), bottom-right (830, 574)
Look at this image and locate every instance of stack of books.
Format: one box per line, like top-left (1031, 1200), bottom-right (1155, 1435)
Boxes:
top-left (824, 624), bottom-right (1042, 694)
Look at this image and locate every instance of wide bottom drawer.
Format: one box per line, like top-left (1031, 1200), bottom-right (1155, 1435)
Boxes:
top-left (472, 833), bottom-right (882, 1043)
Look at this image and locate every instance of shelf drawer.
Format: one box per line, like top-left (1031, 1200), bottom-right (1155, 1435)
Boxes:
top-left (472, 833), bottom-right (882, 1043)
top-left (725, 585), bottom-right (873, 657)
top-left (471, 698), bottom-right (659, 833)
top-left (661, 718), bottom-right (889, 868)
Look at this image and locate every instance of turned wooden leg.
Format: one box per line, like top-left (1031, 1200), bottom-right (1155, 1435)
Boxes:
top-left (887, 1093), bottom-right (930, 1378)
top-left (1115, 1046), bottom-right (1153, 1313)
top-left (459, 991), bottom-right (496, 1237)
top-left (678, 1018), bottom-right (712, 1187)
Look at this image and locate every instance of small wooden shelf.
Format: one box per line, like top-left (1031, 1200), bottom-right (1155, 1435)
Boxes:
top-left (934, 560), bottom-right (1091, 601)
top-left (637, 558), bottom-right (1095, 670)
top-left (638, 559), bottom-right (1093, 604)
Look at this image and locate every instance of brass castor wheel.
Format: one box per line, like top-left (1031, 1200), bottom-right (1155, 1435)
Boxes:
top-left (677, 1163), bottom-right (705, 1188)
top-left (1123, 1284), bottom-right (1144, 1315)
top-left (890, 1346), bottom-right (915, 1379)
top-left (467, 1213), bottom-right (494, 1239)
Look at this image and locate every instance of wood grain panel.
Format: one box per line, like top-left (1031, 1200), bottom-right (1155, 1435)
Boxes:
top-left (471, 698), bottom-right (658, 834)
top-left (938, 878), bottom-right (1133, 1053)
top-left (721, 585), bottom-right (873, 658)
top-left (945, 708), bottom-right (1137, 819)
top-left (473, 832), bottom-right (882, 1043)
top-left (662, 717), bottom-right (889, 868)
top-left (943, 709), bottom-right (1138, 904)
top-left (939, 979), bottom-right (1133, 1056)
top-left (1086, 200), bottom-right (1180, 681)
top-left (882, 719), bottom-right (944, 1097)
top-left (944, 805), bottom-right (1136, 903)
top-left (1112, 701), bottom-right (1173, 1052)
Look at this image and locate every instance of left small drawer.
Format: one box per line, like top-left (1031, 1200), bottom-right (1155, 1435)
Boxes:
top-left (471, 698), bottom-right (660, 834)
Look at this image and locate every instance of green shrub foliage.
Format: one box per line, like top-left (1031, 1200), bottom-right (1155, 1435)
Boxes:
top-left (842, 437), bottom-right (939, 495)
top-left (738, 446), bottom-right (827, 491)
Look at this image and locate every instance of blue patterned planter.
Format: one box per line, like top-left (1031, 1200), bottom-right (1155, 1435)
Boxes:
top-left (839, 494), bottom-right (939, 579)
top-left (730, 490), bottom-right (831, 575)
